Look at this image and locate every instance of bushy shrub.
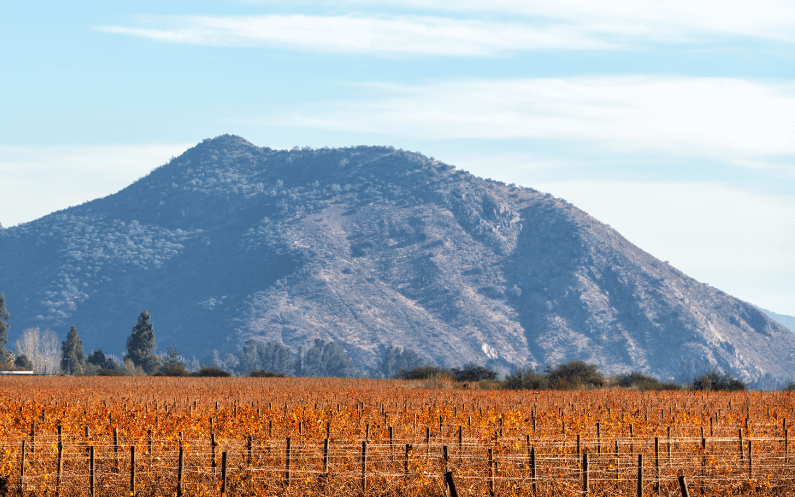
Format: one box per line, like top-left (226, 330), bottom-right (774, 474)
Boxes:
top-left (451, 363), bottom-right (498, 382)
top-left (692, 371), bottom-right (745, 391)
top-left (153, 365), bottom-right (191, 377)
top-left (502, 367), bottom-right (549, 390)
top-left (97, 369), bottom-right (127, 376)
top-left (192, 366), bottom-right (231, 377)
top-left (614, 371), bottom-right (680, 391)
top-left (545, 361), bottom-right (605, 389)
top-left (250, 370), bottom-right (289, 378)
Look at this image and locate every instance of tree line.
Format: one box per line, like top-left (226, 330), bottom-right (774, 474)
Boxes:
top-left (0, 293), bottom-right (771, 389)
top-left (0, 296), bottom-right (429, 378)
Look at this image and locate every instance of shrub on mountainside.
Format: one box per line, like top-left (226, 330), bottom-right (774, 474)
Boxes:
top-left (193, 366), bottom-right (231, 377)
top-left (451, 362), bottom-right (498, 382)
top-left (545, 361), bottom-right (606, 389)
top-left (691, 370), bottom-right (746, 391)
top-left (250, 370), bottom-right (289, 378)
top-left (502, 367), bottom-right (549, 390)
top-left (614, 371), bottom-right (680, 391)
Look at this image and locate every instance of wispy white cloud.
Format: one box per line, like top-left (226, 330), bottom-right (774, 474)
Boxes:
top-left (0, 144), bottom-right (190, 227)
top-left (96, 14), bottom-right (626, 55)
top-left (274, 76), bottom-right (795, 163)
top-left (319, 0), bottom-right (795, 44)
top-left (203, 0), bottom-right (795, 53)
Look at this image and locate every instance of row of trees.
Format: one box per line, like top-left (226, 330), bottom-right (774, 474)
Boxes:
top-left (0, 298), bottom-right (427, 378)
top-left (394, 360), bottom-right (750, 392)
top-left (0, 294), bottom-right (760, 388)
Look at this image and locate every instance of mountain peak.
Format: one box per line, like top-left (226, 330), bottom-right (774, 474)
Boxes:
top-left (1, 137), bottom-right (792, 386)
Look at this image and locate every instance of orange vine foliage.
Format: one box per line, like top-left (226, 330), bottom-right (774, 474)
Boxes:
top-left (0, 376), bottom-right (793, 496)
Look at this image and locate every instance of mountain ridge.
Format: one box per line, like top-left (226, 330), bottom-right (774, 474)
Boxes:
top-left (0, 135), bottom-right (792, 385)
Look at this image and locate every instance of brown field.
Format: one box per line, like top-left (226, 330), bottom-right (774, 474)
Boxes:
top-left (0, 376), bottom-right (792, 496)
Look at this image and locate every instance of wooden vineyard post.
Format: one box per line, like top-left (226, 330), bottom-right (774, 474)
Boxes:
top-left (700, 438), bottom-right (706, 495)
top-left (221, 451), bottom-right (228, 496)
top-left (654, 437), bottom-right (659, 494)
top-left (405, 444), bottom-right (411, 475)
top-left (667, 426), bottom-right (672, 463)
top-left (739, 429), bottom-right (744, 463)
top-left (211, 433), bottom-right (217, 473)
top-left (582, 453), bottom-right (589, 495)
top-left (177, 445), bottom-right (184, 497)
top-left (615, 441), bottom-right (620, 480)
top-left (678, 475), bottom-right (691, 497)
top-left (786, 429), bottom-right (789, 464)
top-left (488, 448), bottom-right (495, 497)
top-left (389, 426), bottom-right (394, 463)
top-left (361, 441), bottom-right (368, 492)
top-left (444, 471), bottom-right (459, 497)
top-left (748, 440), bottom-right (753, 479)
top-left (323, 438), bottom-right (330, 475)
top-left (57, 426), bottom-right (63, 497)
top-left (130, 446), bottom-right (136, 497)
top-left (114, 427), bottom-right (120, 472)
top-left (458, 426), bottom-right (463, 462)
top-left (597, 422), bottom-right (601, 454)
top-left (637, 454), bottom-right (644, 497)
top-left (425, 427), bottom-right (430, 459)
top-left (285, 437), bottom-right (292, 486)
top-left (247, 435), bottom-right (253, 464)
top-left (530, 446), bottom-right (537, 497)
top-left (89, 445), bottom-right (95, 497)
top-left (20, 440), bottom-right (26, 490)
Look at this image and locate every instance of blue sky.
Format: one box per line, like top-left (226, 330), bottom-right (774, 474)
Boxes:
top-left (2, 0), bottom-right (794, 315)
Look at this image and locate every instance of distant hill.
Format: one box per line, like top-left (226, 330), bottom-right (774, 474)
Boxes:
top-left (1, 135), bottom-right (793, 385)
top-left (759, 308), bottom-right (795, 333)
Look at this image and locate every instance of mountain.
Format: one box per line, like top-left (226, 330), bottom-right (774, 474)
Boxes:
top-left (759, 308), bottom-right (795, 333)
top-left (1, 135), bottom-right (793, 384)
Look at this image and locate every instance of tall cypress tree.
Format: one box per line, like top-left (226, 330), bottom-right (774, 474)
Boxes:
top-left (125, 311), bottom-right (161, 374)
top-left (0, 293), bottom-right (11, 367)
top-left (60, 325), bottom-right (86, 375)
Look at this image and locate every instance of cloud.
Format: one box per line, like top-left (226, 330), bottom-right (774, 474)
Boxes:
top-left (94, 2), bottom-right (795, 56)
top-left (96, 14), bottom-right (628, 55)
top-left (274, 76), bottom-right (795, 162)
top-left (0, 143), bottom-right (190, 227)
top-left (325, 0), bottom-right (795, 44)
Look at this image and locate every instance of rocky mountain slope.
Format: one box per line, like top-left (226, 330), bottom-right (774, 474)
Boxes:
top-left (1, 135), bottom-right (793, 384)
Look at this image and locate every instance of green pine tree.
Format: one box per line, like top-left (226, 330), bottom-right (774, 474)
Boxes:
top-left (60, 325), bottom-right (86, 375)
top-left (125, 311), bottom-right (161, 374)
top-left (0, 293), bottom-right (12, 367)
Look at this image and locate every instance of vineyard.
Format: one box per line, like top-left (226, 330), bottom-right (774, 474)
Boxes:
top-left (0, 377), bottom-right (793, 496)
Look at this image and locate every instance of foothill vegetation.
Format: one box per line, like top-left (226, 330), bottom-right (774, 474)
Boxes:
top-left (0, 293), bottom-right (762, 393)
